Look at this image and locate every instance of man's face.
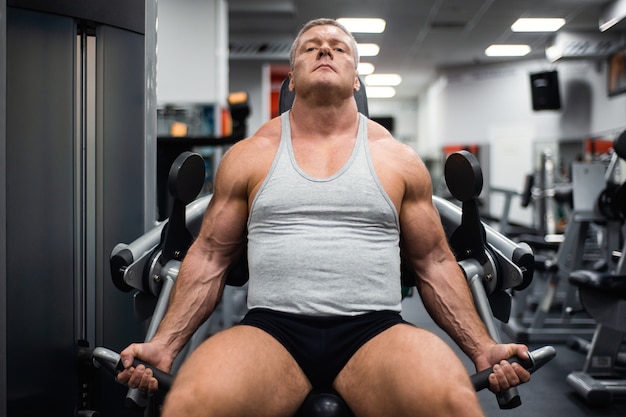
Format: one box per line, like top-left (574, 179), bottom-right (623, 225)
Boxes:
top-left (289, 25), bottom-right (359, 95)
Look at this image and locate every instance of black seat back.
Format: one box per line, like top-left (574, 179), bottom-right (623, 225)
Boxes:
top-left (278, 76), bottom-right (369, 117)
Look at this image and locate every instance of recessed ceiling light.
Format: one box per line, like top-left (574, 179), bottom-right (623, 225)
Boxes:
top-left (511, 18), bottom-right (565, 32)
top-left (357, 43), bottom-right (380, 57)
top-left (358, 62), bottom-right (375, 75)
top-left (365, 73), bottom-right (402, 86)
top-left (337, 18), bottom-right (386, 33)
top-left (365, 86), bottom-right (396, 98)
top-left (485, 44), bottom-right (531, 57)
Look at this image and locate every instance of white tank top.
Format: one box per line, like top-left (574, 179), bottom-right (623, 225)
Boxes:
top-left (246, 111), bottom-right (401, 316)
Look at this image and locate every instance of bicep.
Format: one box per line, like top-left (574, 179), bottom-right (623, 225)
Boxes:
top-left (399, 162), bottom-right (457, 283)
top-left (401, 196), bottom-right (452, 267)
top-left (190, 146), bottom-right (250, 266)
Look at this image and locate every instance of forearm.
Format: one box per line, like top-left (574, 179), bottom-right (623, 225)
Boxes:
top-left (417, 260), bottom-right (495, 362)
top-left (149, 244), bottom-right (229, 361)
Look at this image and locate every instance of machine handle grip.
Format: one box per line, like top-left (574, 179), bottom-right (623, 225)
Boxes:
top-left (91, 347), bottom-right (174, 393)
top-left (470, 346), bottom-right (556, 392)
top-left (116, 358), bottom-right (175, 392)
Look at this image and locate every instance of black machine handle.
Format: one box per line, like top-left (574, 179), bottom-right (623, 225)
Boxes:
top-left (89, 347), bottom-right (174, 392)
top-left (471, 345), bottom-right (556, 398)
top-left (120, 359), bottom-right (174, 392)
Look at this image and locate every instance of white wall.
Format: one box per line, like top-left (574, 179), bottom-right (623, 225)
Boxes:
top-left (421, 58), bottom-right (626, 158)
top-left (157, 0), bottom-right (228, 105)
top-left (418, 58), bottom-right (626, 226)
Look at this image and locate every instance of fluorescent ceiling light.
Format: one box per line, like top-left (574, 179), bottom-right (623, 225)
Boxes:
top-left (337, 18), bottom-right (386, 33)
top-left (365, 86), bottom-right (396, 98)
top-left (229, 1), bottom-right (295, 14)
top-left (358, 62), bottom-right (375, 75)
top-left (545, 45), bottom-right (562, 62)
top-left (511, 18), bottom-right (565, 32)
top-left (357, 43), bottom-right (380, 57)
top-left (485, 44), bottom-right (531, 57)
top-left (600, 17), bottom-right (621, 32)
top-left (365, 73), bottom-right (402, 86)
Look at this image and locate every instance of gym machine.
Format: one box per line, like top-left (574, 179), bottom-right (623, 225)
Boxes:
top-left (80, 149), bottom-right (555, 416)
top-left (503, 150), bottom-right (617, 343)
top-left (488, 150), bottom-right (570, 238)
top-left (565, 131), bottom-right (626, 407)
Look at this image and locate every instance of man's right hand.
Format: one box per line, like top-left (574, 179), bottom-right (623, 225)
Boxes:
top-left (117, 342), bottom-right (173, 394)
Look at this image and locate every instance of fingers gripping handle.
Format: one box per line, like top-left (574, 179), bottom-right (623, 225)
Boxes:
top-left (120, 359), bottom-right (175, 410)
top-left (470, 346), bottom-right (556, 394)
top-left (117, 359), bottom-right (175, 392)
top-left (92, 347), bottom-right (174, 392)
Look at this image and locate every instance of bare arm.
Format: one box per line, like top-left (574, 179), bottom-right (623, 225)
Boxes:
top-left (117, 140), bottom-right (251, 383)
top-left (393, 144), bottom-right (530, 391)
top-left (399, 157), bottom-right (495, 361)
top-left (148, 145), bottom-right (250, 363)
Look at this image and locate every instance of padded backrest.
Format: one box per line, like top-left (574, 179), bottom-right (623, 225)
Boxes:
top-left (278, 76), bottom-right (369, 117)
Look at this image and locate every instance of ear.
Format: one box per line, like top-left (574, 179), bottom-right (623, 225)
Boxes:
top-left (354, 73), bottom-right (360, 92)
top-left (288, 72), bottom-right (295, 92)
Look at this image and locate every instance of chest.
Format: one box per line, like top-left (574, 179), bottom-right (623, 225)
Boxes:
top-left (291, 135), bottom-right (357, 179)
top-left (250, 135), bottom-right (400, 230)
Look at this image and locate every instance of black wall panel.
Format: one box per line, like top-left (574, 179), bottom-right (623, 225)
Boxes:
top-left (6, 6), bottom-right (146, 416)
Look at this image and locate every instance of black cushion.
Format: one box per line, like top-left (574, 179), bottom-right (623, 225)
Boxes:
top-left (294, 390), bottom-right (354, 417)
top-left (278, 76), bottom-right (369, 117)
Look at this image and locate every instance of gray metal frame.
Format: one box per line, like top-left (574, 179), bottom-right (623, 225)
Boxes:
top-left (0, 1), bottom-right (7, 415)
top-left (144, 0), bottom-right (158, 230)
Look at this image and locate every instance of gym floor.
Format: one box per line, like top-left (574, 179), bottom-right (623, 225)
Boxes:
top-left (400, 293), bottom-right (626, 416)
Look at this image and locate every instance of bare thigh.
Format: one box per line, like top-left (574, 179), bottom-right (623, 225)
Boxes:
top-left (333, 324), bottom-right (484, 417)
top-left (162, 325), bottom-right (312, 417)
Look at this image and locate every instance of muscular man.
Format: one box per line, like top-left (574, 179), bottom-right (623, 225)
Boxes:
top-left (118, 18), bottom-right (531, 417)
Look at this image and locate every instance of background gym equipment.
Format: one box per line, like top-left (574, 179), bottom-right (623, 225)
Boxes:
top-left (502, 151), bottom-right (621, 344)
top-left (565, 130), bottom-right (626, 407)
top-left (85, 149), bottom-right (555, 416)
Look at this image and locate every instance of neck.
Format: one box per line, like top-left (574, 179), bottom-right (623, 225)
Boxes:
top-left (289, 98), bottom-right (359, 138)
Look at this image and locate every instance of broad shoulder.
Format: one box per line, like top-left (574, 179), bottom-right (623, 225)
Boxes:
top-left (366, 118), bottom-right (432, 209)
top-left (366, 118), bottom-right (428, 177)
top-left (216, 117), bottom-right (282, 199)
top-left (218, 117), bottom-right (282, 175)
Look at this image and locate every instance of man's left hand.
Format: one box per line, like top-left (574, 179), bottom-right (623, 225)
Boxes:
top-left (474, 343), bottom-right (532, 393)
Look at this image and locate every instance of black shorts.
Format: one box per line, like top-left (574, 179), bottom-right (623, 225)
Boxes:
top-left (238, 308), bottom-right (408, 389)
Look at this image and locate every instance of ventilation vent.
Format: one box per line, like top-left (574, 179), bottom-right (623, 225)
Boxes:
top-left (229, 41), bottom-right (292, 60)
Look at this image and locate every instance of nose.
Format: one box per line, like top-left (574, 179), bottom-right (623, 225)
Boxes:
top-left (318, 45), bottom-right (333, 59)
